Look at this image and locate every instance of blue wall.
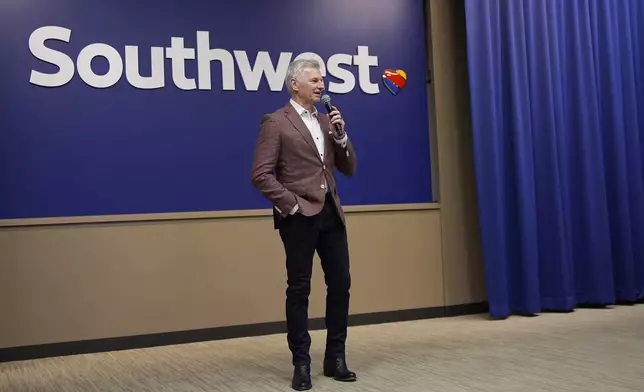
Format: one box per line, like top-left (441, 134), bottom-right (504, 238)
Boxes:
top-left (0, 0), bottom-right (433, 220)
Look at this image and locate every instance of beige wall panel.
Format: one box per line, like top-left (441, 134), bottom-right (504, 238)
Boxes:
top-left (0, 209), bottom-right (443, 349)
top-left (428, 0), bottom-right (487, 305)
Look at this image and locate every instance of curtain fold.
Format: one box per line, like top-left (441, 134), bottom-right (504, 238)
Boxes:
top-left (464, 0), bottom-right (644, 319)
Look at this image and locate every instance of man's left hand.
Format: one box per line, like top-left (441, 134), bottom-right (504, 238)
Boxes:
top-left (328, 106), bottom-right (346, 137)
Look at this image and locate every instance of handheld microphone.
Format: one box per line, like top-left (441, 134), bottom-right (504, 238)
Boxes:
top-left (321, 94), bottom-right (343, 136)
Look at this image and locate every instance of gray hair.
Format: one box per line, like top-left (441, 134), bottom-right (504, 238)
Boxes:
top-left (284, 59), bottom-right (321, 94)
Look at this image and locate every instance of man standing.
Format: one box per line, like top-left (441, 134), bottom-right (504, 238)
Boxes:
top-left (251, 58), bottom-right (357, 391)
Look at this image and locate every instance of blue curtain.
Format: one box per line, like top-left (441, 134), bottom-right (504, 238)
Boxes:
top-left (464, 0), bottom-right (644, 319)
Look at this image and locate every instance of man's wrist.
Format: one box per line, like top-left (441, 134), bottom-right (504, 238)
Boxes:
top-left (333, 130), bottom-right (348, 147)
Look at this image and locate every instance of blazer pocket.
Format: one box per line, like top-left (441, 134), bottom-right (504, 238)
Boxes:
top-left (284, 130), bottom-right (315, 151)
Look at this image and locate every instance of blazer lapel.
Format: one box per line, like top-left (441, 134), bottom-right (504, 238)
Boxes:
top-left (321, 115), bottom-right (334, 165)
top-left (284, 103), bottom-right (323, 162)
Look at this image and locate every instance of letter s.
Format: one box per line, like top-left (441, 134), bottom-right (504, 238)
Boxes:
top-left (29, 26), bottom-right (74, 87)
top-left (326, 54), bottom-right (355, 94)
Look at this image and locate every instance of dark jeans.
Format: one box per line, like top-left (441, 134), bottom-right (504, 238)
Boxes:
top-left (278, 193), bottom-right (351, 366)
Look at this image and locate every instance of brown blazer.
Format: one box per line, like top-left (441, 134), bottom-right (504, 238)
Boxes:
top-left (251, 102), bottom-right (357, 228)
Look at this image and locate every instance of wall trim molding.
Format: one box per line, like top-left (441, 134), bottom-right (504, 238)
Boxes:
top-left (0, 302), bottom-right (487, 363)
top-left (0, 203), bottom-right (440, 228)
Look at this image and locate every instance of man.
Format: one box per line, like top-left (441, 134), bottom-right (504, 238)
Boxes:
top-left (250, 58), bottom-right (357, 391)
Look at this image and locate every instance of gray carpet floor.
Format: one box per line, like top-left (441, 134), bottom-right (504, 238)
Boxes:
top-left (2, 305), bottom-right (644, 392)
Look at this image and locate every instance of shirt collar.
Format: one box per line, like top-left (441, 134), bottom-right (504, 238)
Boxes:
top-left (290, 99), bottom-right (318, 117)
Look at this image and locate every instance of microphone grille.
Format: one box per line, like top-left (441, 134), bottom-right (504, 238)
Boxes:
top-left (321, 94), bottom-right (331, 105)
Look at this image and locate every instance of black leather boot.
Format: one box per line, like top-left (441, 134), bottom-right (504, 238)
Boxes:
top-left (323, 356), bottom-right (357, 382)
top-left (291, 364), bottom-right (312, 390)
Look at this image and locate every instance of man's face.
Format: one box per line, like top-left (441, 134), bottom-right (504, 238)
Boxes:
top-left (292, 67), bottom-right (325, 105)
